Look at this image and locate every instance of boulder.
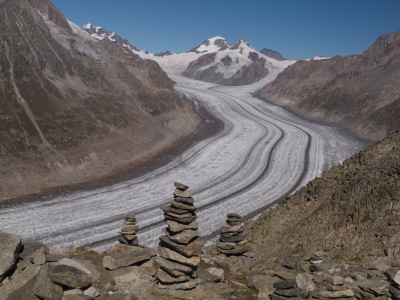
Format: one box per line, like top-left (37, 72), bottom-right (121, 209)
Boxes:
top-left (102, 251), bottom-right (153, 270)
top-left (0, 265), bottom-right (40, 300)
top-left (154, 257), bottom-right (193, 275)
top-left (83, 287), bottom-right (100, 298)
top-left (19, 241), bottom-right (47, 261)
top-left (356, 280), bottom-right (390, 296)
top-left (206, 267), bottom-right (224, 282)
top-left (30, 247), bottom-right (47, 266)
top-left (273, 279), bottom-right (297, 290)
top-left (0, 232), bottom-right (22, 281)
top-left (34, 264), bottom-right (63, 300)
top-left (156, 268), bottom-right (190, 284)
top-left (48, 258), bottom-right (93, 289)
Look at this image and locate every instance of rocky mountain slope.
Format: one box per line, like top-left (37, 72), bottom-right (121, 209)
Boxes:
top-left (0, 0), bottom-right (201, 201)
top-left (247, 130), bottom-right (400, 262)
top-left (182, 37), bottom-right (293, 86)
top-left (256, 31), bottom-right (400, 141)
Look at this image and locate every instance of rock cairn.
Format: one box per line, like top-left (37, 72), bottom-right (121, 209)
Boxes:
top-left (217, 213), bottom-right (250, 255)
top-left (118, 214), bottom-right (139, 246)
top-left (156, 182), bottom-right (204, 290)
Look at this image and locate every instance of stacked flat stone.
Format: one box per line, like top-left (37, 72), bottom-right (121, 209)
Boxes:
top-left (118, 214), bottom-right (139, 246)
top-left (156, 182), bottom-right (204, 290)
top-left (217, 213), bottom-right (250, 255)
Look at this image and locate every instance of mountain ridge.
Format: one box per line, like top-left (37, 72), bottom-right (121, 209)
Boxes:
top-left (256, 31), bottom-right (400, 141)
top-left (0, 0), bottom-right (201, 201)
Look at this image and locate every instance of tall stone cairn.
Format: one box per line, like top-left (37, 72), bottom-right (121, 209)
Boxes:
top-left (155, 182), bottom-right (204, 290)
top-left (216, 213), bottom-right (251, 255)
top-left (119, 214), bottom-right (139, 246)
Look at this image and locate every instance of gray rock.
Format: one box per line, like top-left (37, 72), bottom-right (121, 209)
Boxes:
top-left (48, 258), bottom-right (93, 289)
top-left (30, 247), bottom-right (47, 266)
top-left (389, 285), bottom-right (400, 300)
top-left (166, 220), bottom-right (198, 233)
top-left (19, 241), bottom-right (47, 261)
top-left (333, 275), bottom-right (345, 286)
top-left (157, 279), bottom-right (200, 290)
top-left (216, 240), bottom-right (236, 250)
top-left (205, 267), bottom-right (224, 282)
top-left (83, 287), bottom-right (100, 298)
top-left (34, 264), bottom-right (63, 300)
top-left (0, 265), bottom-right (40, 300)
top-left (273, 279), bottom-right (297, 290)
top-left (282, 258), bottom-right (300, 270)
top-left (170, 200), bottom-right (197, 211)
top-left (392, 269), bottom-right (400, 287)
top-left (158, 246), bottom-right (200, 267)
top-left (159, 235), bottom-right (204, 258)
top-left (275, 287), bottom-right (303, 297)
top-left (156, 268), bottom-right (190, 284)
top-left (61, 295), bottom-right (91, 300)
top-left (154, 257), bottom-right (193, 275)
top-left (356, 280), bottom-right (389, 296)
top-left (173, 189), bottom-right (191, 198)
top-left (319, 289), bottom-right (354, 298)
top-left (0, 232), bottom-right (22, 281)
top-left (164, 228), bottom-right (198, 245)
top-left (174, 182), bottom-right (189, 191)
top-left (174, 197), bottom-right (194, 205)
top-left (296, 273), bottom-right (315, 293)
top-left (102, 251), bottom-right (152, 270)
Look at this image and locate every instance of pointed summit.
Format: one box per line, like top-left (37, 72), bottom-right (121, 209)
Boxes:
top-left (189, 36), bottom-right (231, 53)
top-left (230, 39), bottom-right (254, 52)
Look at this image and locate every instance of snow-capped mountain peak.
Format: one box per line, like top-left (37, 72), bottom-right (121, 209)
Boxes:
top-left (189, 36), bottom-right (231, 53)
top-left (82, 22), bottom-right (141, 52)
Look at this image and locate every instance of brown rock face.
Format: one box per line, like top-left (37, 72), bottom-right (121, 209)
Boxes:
top-left (257, 31), bottom-right (400, 140)
top-left (0, 0), bottom-right (200, 200)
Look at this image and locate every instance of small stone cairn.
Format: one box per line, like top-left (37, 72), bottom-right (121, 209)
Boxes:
top-left (119, 214), bottom-right (139, 246)
top-left (216, 213), bottom-right (250, 255)
top-left (156, 182), bottom-right (204, 290)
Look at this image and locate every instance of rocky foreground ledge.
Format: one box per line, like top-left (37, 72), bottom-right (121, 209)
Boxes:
top-left (1, 132), bottom-right (399, 299)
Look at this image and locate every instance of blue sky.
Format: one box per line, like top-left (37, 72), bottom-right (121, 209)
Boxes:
top-left (52, 0), bottom-right (400, 60)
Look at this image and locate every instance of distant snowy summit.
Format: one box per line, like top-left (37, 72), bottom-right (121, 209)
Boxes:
top-left (181, 37), bottom-right (294, 85)
top-left (189, 36), bottom-right (231, 53)
top-left (82, 23), bottom-right (295, 86)
top-left (83, 22), bottom-right (141, 53)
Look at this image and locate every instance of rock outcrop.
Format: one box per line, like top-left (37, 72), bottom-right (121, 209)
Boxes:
top-left (257, 31), bottom-right (400, 140)
top-left (156, 182), bottom-right (204, 290)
